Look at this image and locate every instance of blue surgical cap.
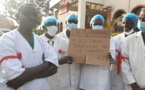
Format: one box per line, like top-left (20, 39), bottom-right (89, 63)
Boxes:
top-left (41, 16), bottom-right (58, 29)
top-left (66, 14), bottom-right (78, 21)
top-left (122, 13), bottom-right (139, 26)
top-left (90, 14), bottom-right (105, 25)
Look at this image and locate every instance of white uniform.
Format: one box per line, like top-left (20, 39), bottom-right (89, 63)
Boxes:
top-left (79, 37), bottom-right (114, 90)
top-left (57, 31), bottom-right (82, 90)
top-left (121, 31), bottom-right (145, 90)
top-left (41, 34), bottom-right (71, 90)
top-left (0, 30), bottom-right (58, 90)
top-left (110, 33), bottom-right (125, 90)
top-left (40, 34), bottom-right (68, 59)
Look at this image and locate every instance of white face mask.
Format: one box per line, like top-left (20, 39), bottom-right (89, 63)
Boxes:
top-left (46, 26), bottom-right (58, 36)
top-left (92, 25), bottom-right (103, 30)
top-left (125, 29), bottom-right (134, 35)
top-left (137, 21), bottom-right (145, 31)
top-left (68, 23), bottom-right (77, 31)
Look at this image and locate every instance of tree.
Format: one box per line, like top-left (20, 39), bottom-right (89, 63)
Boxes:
top-left (1, 0), bottom-right (26, 21)
top-left (28, 0), bottom-right (50, 16)
top-left (1, 0), bottom-right (49, 22)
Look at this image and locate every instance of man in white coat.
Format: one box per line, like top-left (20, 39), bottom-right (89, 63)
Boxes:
top-left (121, 8), bottom-right (145, 90)
top-left (111, 13), bottom-right (139, 90)
top-left (80, 14), bottom-right (112, 90)
top-left (58, 14), bottom-right (81, 90)
top-left (40, 16), bottom-right (74, 90)
top-left (0, 4), bottom-right (58, 90)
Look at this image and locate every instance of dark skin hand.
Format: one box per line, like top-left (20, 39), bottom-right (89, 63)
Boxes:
top-left (109, 53), bottom-right (116, 64)
top-left (131, 83), bottom-right (145, 90)
top-left (6, 4), bottom-right (58, 89)
top-left (59, 56), bottom-right (73, 65)
top-left (6, 62), bottom-right (57, 89)
top-left (6, 63), bottom-right (50, 89)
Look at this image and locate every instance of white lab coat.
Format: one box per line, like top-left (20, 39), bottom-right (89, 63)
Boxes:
top-left (0, 30), bottom-right (59, 90)
top-left (110, 33), bottom-right (125, 90)
top-left (40, 34), bottom-right (68, 59)
top-left (79, 37), bottom-right (114, 90)
top-left (57, 30), bottom-right (82, 90)
top-left (41, 34), bottom-right (71, 90)
top-left (121, 31), bottom-right (145, 90)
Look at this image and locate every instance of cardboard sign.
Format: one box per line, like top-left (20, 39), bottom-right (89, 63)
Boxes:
top-left (68, 29), bottom-right (111, 66)
top-left (86, 55), bottom-right (110, 66)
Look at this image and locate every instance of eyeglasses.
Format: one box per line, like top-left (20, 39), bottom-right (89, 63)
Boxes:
top-left (68, 20), bottom-right (78, 24)
top-left (45, 23), bottom-right (57, 26)
top-left (92, 22), bottom-right (103, 26)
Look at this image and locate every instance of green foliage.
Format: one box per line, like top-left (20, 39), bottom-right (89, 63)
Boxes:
top-left (111, 32), bottom-right (120, 36)
top-left (33, 28), bottom-right (44, 35)
top-left (38, 13), bottom-right (43, 25)
top-left (1, 0), bottom-right (26, 21)
top-left (1, 0), bottom-right (48, 21)
top-left (105, 15), bottom-right (123, 30)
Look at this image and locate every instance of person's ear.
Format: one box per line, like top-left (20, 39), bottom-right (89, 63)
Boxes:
top-left (43, 26), bottom-right (47, 32)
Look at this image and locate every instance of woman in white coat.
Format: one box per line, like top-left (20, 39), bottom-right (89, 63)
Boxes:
top-left (80, 14), bottom-right (112, 90)
top-left (111, 13), bottom-right (139, 90)
top-left (121, 8), bottom-right (145, 90)
top-left (58, 14), bottom-right (82, 90)
top-left (40, 16), bottom-right (74, 90)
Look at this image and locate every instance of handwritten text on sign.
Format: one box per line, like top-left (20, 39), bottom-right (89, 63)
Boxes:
top-left (69, 37), bottom-right (110, 56)
top-left (68, 29), bottom-right (111, 66)
top-left (86, 55), bottom-right (110, 66)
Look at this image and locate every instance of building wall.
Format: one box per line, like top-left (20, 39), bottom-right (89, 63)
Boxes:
top-left (51, 0), bottom-right (145, 30)
top-left (129, 0), bottom-right (145, 11)
top-left (106, 0), bottom-right (129, 18)
top-left (55, 0), bottom-right (104, 29)
top-left (86, 0), bottom-right (104, 4)
top-left (78, 0), bottom-right (104, 28)
top-left (105, 0), bottom-right (145, 18)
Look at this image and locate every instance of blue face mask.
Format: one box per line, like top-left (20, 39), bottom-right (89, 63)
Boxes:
top-left (92, 25), bottom-right (103, 30)
top-left (137, 21), bottom-right (145, 31)
top-left (68, 23), bottom-right (77, 31)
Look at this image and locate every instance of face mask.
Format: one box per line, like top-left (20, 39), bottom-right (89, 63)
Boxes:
top-left (137, 21), bottom-right (145, 31)
top-left (46, 26), bottom-right (58, 36)
top-left (125, 29), bottom-right (134, 35)
top-left (92, 25), bottom-right (103, 30)
top-left (68, 23), bottom-right (77, 31)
